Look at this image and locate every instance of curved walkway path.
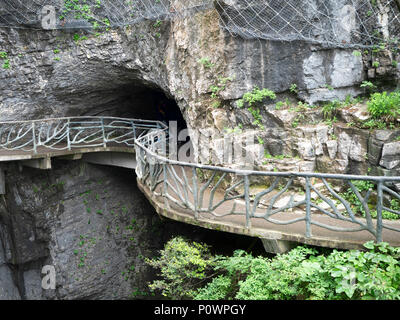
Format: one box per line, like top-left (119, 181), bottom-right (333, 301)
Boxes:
top-left (0, 117), bottom-right (400, 252)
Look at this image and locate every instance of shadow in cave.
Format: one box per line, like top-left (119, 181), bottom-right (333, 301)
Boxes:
top-left (84, 84), bottom-right (191, 158)
top-left (90, 85), bottom-right (187, 132)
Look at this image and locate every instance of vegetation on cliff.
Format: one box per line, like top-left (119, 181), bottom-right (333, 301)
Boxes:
top-left (147, 237), bottom-right (400, 300)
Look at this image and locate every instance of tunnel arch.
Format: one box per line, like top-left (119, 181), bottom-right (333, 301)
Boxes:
top-left (78, 83), bottom-right (188, 133)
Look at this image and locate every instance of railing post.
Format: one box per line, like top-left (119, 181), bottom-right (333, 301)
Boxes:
top-left (305, 177), bottom-right (312, 238)
top-left (67, 118), bottom-right (71, 151)
top-left (101, 117), bottom-right (106, 148)
top-left (32, 122), bottom-right (37, 154)
top-left (192, 167), bottom-right (199, 219)
top-left (163, 163), bottom-right (170, 209)
top-left (131, 121), bottom-right (136, 140)
top-left (376, 181), bottom-right (384, 243)
top-left (244, 175), bottom-right (251, 229)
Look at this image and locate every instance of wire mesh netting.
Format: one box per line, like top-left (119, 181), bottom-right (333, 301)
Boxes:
top-left (0, 0), bottom-right (399, 48)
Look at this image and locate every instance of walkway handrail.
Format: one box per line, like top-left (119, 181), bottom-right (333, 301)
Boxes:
top-left (0, 117), bottom-right (399, 245)
top-left (0, 116), bottom-right (166, 153)
top-left (134, 128), bottom-right (400, 244)
top-left (0, 116), bottom-right (169, 125)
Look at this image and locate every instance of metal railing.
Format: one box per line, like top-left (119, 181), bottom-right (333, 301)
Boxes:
top-left (134, 128), bottom-right (400, 243)
top-left (0, 116), bottom-right (166, 153)
top-left (1, 117), bottom-right (400, 244)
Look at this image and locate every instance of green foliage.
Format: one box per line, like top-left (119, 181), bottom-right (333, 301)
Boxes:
top-left (194, 275), bottom-right (233, 300)
top-left (237, 87), bottom-right (276, 108)
top-left (289, 83), bottom-right (298, 94)
top-left (361, 118), bottom-right (393, 129)
top-left (62, 0), bottom-right (108, 30)
top-left (372, 61), bottom-right (380, 68)
top-left (360, 80), bottom-right (377, 92)
top-left (150, 237), bottom-right (400, 300)
top-left (73, 33), bottom-right (88, 42)
top-left (209, 77), bottom-right (233, 99)
top-left (153, 20), bottom-right (162, 28)
top-left (145, 237), bottom-right (215, 299)
top-left (248, 107), bottom-right (265, 130)
top-left (275, 101), bottom-right (284, 110)
top-left (339, 180), bottom-right (400, 220)
top-left (367, 91), bottom-right (400, 121)
top-left (197, 242), bottom-right (400, 300)
top-left (0, 51), bottom-right (10, 69)
top-left (198, 57), bottom-right (215, 69)
top-left (256, 136), bottom-right (264, 145)
top-left (340, 180), bottom-right (374, 215)
top-left (235, 87), bottom-right (275, 130)
top-left (322, 100), bottom-right (342, 119)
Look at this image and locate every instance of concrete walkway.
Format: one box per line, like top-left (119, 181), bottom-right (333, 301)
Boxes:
top-left (137, 166), bottom-right (400, 253)
top-left (0, 117), bottom-right (399, 253)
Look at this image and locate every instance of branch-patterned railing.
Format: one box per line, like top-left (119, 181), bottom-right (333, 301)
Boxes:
top-left (0, 117), bottom-right (399, 244)
top-left (135, 129), bottom-right (400, 244)
top-left (0, 117), bottom-right (166, 153)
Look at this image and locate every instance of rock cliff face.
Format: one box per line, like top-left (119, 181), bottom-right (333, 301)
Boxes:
top-left (0, 161), bottom-right (172, 299)
top-left (0, 1), bottom-right (399, 299)
top-left (0, 160), bottom-right (263, 300)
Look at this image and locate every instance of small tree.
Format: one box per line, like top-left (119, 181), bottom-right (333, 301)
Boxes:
top-left (145, 237), bottom-right (215, 299)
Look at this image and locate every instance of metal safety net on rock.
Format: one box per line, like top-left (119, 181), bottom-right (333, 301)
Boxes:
top-left (0, 0), bottom-right (399, 48)
top-left (0, 0), bottom-right (212, 30)
top-left (216, 0), bottom-right (400, 47)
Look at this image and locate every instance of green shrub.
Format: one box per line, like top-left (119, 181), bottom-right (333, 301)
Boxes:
top-left (0, 51), bottom-right (9, 69)
top-left (367, 91), bottom-right (400, 120)
top-left (149, 237), bottom-right (400, 300)
top-left (195, 242), bottom-right (400, 300)
top-left (237, 87), bottom-right (276, 108)
top-left (145, 237), bottom-right (215, 299)
top-left (322, 100), bottom-right (342, 119)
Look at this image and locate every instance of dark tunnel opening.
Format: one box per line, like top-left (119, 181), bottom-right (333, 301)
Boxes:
top-left (76, 83), bottom-right (192, 160)
top-left (88, 84), bottom-right (187, 133)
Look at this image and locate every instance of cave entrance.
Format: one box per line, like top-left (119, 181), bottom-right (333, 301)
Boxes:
top-left (90, 85), bottom-right (187, 133)
top-left (82, 83), bottom-right (191, 160)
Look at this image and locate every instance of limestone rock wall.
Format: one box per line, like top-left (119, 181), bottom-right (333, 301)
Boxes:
top-left (0, 161), bottom-right (169, 299)
top-left (1, 2), bottom-right (398, 173)
top-left (0, 160), bottom-right (263, 300)
top-left (0, 0), bottom-right (400, 299)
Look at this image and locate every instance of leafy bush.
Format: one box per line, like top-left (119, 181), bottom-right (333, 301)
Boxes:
top-left (367, 91), bottom-right (400, 121)
top-left (196, 242), bottom-right (400, 300)
top-left (237, 87), bottom-right (276, 108)
top-left (148, 237), bottom-right (400, 300)
top-left (145, 237), bottom-right (215, 299)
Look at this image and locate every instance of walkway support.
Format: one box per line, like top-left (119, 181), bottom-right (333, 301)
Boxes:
top-left (82, 152), bottom-right (137, 169)
top-left (21, 157), bottom-right (52, 170)
top-left (261, 239), bottom-right (298, 254)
